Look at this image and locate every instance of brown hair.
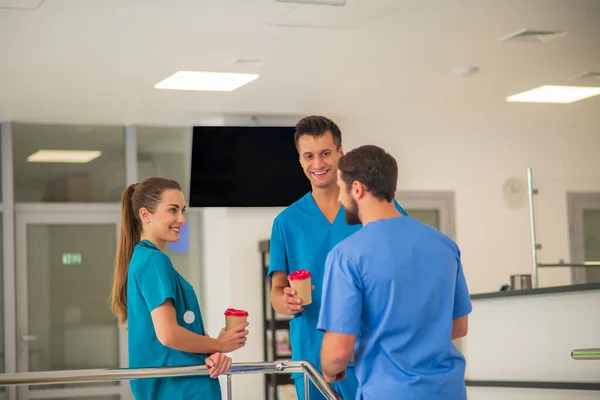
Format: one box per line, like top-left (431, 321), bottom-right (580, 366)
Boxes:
top-left (294, 115), bottom-right (342, 150)
top-left (110, 176), bottom-right (182, 324)
top-left (338, 145), bottom-right (398, 202)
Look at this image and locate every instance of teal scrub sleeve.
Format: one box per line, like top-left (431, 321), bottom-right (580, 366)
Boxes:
top-left (393, 198), bottom-right (409, 216)
top-left (136, 252), bottom-right (177, 312)
top-left (318, 248), bottom-right (363, 335)
top-left (453, 255), bottom-right (472, 319)
top-left (268, 216), bottom-right (289, 277)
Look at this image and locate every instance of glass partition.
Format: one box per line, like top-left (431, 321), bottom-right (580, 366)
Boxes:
top-left (136, 126), bottom-right (202, 293)
top-left (12, 123), bottom-right (126, 202)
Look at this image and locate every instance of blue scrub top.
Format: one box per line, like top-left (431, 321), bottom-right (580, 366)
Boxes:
top-left (268, 192), bottom-right (407, 380)
top-left (318, 216), bottom-right (472, 400)
top-left (127, 240), bottom-right (221, 400)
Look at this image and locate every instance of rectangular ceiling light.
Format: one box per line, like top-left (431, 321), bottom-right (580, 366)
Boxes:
top-left (506, 85), bottom-right (600, 104)
top-left (154, 71), bottom-right (259, 92)
top-left (275, 0), bottom-right (345, 5)
top-left (27, 150), bottom-right (102, 163)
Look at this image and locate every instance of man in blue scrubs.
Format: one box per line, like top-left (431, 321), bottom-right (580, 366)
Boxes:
top-left (318, 145), bottom-right (471, 400)
top-left (268, 116), bottom-right (407, 399)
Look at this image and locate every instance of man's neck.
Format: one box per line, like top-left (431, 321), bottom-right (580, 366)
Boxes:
top-left (311, 184), bottom-right (340, 207)
top-left (311, 185), bottom-right (341, 223)
top-left (359, 200), bottom-right (402, 226)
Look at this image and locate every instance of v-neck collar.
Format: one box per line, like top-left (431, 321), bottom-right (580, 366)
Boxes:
top-left (307, 192), bottom-right (343, 225)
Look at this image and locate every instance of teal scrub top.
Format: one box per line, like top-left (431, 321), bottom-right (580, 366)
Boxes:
top-left (268, 192), bottom-right (407, 383)
top-left (127, 240), bottom-right (221, 400)
top-left (318, 217), bottom-right (472, 399)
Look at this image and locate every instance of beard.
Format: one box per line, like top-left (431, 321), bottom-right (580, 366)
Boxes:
top-left (344, 197), bottom-right (362, 225)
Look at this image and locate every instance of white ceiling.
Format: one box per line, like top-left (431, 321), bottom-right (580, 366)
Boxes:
top-left (0, 0), bottom-right (599, 128)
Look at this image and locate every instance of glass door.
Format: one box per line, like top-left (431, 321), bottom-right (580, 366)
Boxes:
top-left (583, 208), bottom-right (600, 283)
top-left (15, 206), bottom-right (128, 399)
top-left (569, 193), bottom-right (600, 284)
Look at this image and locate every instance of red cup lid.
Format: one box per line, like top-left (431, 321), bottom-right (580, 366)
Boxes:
top-left (288, 269), bottom-right (312, 281)
top-left (224, 308), bottom-right (248, 317)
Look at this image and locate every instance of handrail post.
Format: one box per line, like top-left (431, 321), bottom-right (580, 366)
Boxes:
top-left (304, 373), bottom-right (309, 399)
top-left (300, 362), bottom-right (341, 400)
top-left (527, 167), bottom-right (539, 288)
top-left (226, 374), bottom-right (232, 400)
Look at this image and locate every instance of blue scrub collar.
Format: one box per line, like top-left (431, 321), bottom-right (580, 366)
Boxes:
top-left (138, 239), bottom-right (159, 250)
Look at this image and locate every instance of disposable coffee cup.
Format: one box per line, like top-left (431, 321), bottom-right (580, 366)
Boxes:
top-left (288, 270), bottom-right (312, 305)
top-left (224, 308), bottom-right (248, 330)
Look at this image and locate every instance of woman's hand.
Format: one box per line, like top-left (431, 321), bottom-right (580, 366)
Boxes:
top-left (217, 322), bottom-right (249, 353)
top-left (205, 352), bottom-right (232, 378)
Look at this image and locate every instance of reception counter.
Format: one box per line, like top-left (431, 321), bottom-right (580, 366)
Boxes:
top-left (463, 283), bottom-right (600, 399)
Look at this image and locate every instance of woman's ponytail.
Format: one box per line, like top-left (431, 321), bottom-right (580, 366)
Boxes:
top-left (110, 183), bottom-right (139, 324)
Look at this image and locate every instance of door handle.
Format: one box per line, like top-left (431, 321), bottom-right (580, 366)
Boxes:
top-left (21, 334), bottom-right (39, 342)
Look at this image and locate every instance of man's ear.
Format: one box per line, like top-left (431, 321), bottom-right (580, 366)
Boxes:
top-left (352, 181), bottom-right (367, 200)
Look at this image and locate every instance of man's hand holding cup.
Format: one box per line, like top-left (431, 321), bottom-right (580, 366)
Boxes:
top-left (282, 270), bottom-right (314, 315)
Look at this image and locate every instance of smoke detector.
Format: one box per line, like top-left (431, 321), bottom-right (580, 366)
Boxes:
top-left (498, 29), bottom-right (568, 43)
top-left (452, 66), bottom-right (480, 77)
top-left (225, 58), bottom-right (269, 67)
top-left (570, 71), bottom-right (600, 82)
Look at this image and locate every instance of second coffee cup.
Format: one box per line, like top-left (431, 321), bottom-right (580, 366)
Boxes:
top-left (288, 269), bottom-right (312, 305)
top-left (224, 308), bottom-right (248, 330)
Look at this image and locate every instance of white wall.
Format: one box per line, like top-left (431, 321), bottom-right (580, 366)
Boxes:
top-left (201, 207), bottom-right (231, 339)
top-left (200, 114), bottom-right (600, 306)
top-left (338, 117), bottom-right (600, 293)
top-left (201, 207), bottom-right (284, 400)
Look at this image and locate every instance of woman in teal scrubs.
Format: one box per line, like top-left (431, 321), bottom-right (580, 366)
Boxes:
top-left (110, 177), bottom-right (249, 399)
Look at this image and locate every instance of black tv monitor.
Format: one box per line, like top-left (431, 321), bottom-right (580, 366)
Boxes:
top-left (189, 126), bottom-right (311, 207)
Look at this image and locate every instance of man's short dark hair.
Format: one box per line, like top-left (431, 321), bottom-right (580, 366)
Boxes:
top-left (294, 115), bottom-right (342, 150)
top-left (338, 145), bottom-right (398, 202)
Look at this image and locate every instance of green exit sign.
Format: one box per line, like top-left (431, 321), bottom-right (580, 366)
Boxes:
top-left (62, 253), bottom-right (82, 265)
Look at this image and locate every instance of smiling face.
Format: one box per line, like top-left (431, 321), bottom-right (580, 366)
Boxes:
top-left (139, 189), bottom-right (187, 247)
top-left (297, 131), bottom-right (343, 190)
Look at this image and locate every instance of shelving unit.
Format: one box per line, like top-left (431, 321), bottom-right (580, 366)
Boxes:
top-left (259, 239), bottom-right (296, 400)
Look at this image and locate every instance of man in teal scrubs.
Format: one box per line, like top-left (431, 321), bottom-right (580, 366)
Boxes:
top-left (268, 116), bottom-right (407, 399)
top-left (128, 239), bottom-right (221, 398)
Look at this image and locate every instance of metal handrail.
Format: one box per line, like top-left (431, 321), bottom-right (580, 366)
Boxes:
top-left (0, 360), bottom-right (341, 400)
top-left (572, 348), bottom-right (600, 360)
